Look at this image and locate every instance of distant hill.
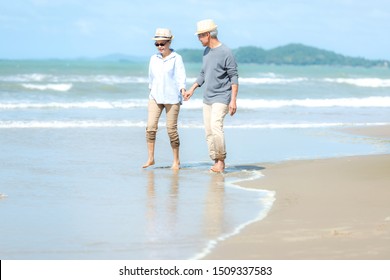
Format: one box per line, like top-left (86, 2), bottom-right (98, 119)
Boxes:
top-left (178, 44), bottom-right (389, 67)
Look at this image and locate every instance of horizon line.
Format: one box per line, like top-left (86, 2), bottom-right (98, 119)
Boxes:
top-left (1, 43), bottom-right (389, 62)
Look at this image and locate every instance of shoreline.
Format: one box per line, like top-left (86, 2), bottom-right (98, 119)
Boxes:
top-left (202, 125), bottom-right (390, 259)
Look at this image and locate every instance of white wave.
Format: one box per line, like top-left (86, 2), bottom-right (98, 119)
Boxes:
top-left (240, 76), bottom-right (390, 87)
top-left (71, 75), bottom-right (148, 84)
top-left (179, 97), bottom-right (390, 109)
top-left (0, 74), bottom-right (50, 82)
top-left (182, 122), bottom-right (388, 129)
top-left (1, 120), bottom-right (388, 129)
top-left (324, 78), bottom-right (390, 88)
top-left (238, 96), bottom-right (390, 108)
top-left (0, 120), bottom-right (147, 129)
top-left (0, 100), bottom-right (148, 110)
top-left (22, 83), bottom-right (73, 92)
top-left (239, 77), bottom-right (308, 84)
top-left (2, 96), bottom-right (390, 110)
top-left (3, 74), bottom-right (308, 85)
top-left (3, 73), bottom-right (390, 88)
top-left (1, 74), bottom-right (149, 84)
top-left (226, 122), bottom-right (389, 129)
top-left (186, 77), bottom-right (197, 84)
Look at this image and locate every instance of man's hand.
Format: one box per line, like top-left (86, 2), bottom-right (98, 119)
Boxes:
top-left (229, 99), bottom-right (237, 116)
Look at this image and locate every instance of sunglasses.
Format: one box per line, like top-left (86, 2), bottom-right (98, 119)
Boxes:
top-left (155, 42), bottom-right (168, 47)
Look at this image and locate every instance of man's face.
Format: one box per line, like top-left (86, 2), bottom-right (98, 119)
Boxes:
top-left (197, 32), bottom-right (210, 47)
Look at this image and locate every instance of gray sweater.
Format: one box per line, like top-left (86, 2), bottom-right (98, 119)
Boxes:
top-left (195, 44), bottom-right (239, 105)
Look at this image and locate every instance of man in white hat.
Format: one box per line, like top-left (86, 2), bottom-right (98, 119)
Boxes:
top-left (184, 19), bottom-right (239, 172)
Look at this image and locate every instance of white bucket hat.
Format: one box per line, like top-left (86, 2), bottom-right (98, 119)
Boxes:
top-left (152, 28), bottom-right (174, 40)
top-left (195, 19), bottom-right (218, 35)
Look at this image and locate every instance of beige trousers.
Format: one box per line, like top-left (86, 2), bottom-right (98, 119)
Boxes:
top-left (146, 99), bottom-right (180, 148)
top-left (203, 103), bottom-right (229, 161)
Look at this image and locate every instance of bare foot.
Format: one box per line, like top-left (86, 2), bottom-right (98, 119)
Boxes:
top-left (210, 160), bottom-right (225, 173)
top-left (210, 167), bottom-right (224, 173)
top-left (142, 160), bottom-right (155, 168)
top-left (171, 162), bottom-right (180, 170)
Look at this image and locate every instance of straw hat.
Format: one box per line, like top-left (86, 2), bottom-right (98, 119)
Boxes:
top-left (152, 28), bottom-right (174, 40)
top-left (195, 19), bottom-right (218, 35)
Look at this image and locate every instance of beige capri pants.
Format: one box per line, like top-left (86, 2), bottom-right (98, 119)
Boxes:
top-left (146, 99), bottom-right (180, 148)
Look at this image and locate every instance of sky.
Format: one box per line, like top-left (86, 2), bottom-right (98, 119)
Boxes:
top-left (1, 0), bottom-right (390, 60)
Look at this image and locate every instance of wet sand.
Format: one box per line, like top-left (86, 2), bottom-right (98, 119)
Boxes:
top-left (203, 126), bottom-right (390, 259)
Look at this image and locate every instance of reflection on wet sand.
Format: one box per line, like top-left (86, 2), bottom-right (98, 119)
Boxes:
top-left (143, 169), bottom-right (228, 256)
top-left (141, 166), bottom-right (272, 259)
top-left (203, 173), bottom-right (225, 238)
top-left (145, 170), bottom-right (179, 243)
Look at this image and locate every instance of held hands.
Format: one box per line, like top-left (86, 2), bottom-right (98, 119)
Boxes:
top-left (182, 89), bottom-right (193, 101)
top-left (183, 83), bottom-right (199, 101)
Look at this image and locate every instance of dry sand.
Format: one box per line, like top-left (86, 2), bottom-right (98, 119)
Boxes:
top-left (203, 126), bottom-right (390, 259)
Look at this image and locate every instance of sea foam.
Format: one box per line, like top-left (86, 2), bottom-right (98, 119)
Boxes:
top-left (0, 100), bottom-right (148, 110)
top-left (238, 96), bottom-right (390, 108)
top-left (22, 83), bottom-right (73, 92)
top-left (3, 74), bottom-right (390, 88)
top-left (0, 120), bottom-right (387, 129)
top-left (239, 77), bottom-right (308, 84)
top-left (1, 96), bottom-right (390, 111)
top-left (324, 78), bottom-right (390, 88)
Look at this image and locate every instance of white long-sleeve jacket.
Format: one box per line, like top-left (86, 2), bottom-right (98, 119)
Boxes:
top-left (148, 50), bottom-right (186, 104)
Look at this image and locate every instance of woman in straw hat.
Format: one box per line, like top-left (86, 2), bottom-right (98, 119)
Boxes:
top-left (143, 28), bottom-right (186, 170)
top-left (184, 19), bottom-right (239, 173)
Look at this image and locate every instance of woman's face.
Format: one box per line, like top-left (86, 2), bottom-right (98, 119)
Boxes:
top-left (155, 40), bottom-right (171, 56)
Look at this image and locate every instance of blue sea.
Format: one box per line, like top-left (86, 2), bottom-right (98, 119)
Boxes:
top-left (1, 60), bottom-right (390, 259)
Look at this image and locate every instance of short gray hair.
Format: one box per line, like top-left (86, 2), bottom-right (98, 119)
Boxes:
top-left (210, 29), bottom-right (218, 38)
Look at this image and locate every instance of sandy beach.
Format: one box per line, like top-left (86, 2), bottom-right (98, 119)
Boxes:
top-left (2, 60), bottom-right (390, 261)
top-left (203, 126), bottom-right (390, 259)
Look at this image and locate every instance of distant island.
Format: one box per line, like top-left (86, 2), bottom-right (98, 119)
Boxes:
top-left (177, 43), bottom-right (389, 68)
top-left (10, 43), bottom-right (386, 67)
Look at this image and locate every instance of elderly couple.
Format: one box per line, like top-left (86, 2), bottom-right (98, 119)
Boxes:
top-left (142, 19), bottom-right (239, 173)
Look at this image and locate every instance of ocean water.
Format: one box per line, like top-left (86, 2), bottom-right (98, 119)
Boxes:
top-left (1, 60), bottom-right (390, 259)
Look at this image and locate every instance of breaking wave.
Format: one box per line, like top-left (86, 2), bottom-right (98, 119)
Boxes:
top-left (22, 83), bottom-right (73, 92)
top-left (1, 96), bottom-right (390, 110)
top-left (0, 120), bottom-right (387, 129)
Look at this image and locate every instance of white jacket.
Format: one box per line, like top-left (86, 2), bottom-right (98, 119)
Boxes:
top-left (148, 50), bottom-right (186, 104)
